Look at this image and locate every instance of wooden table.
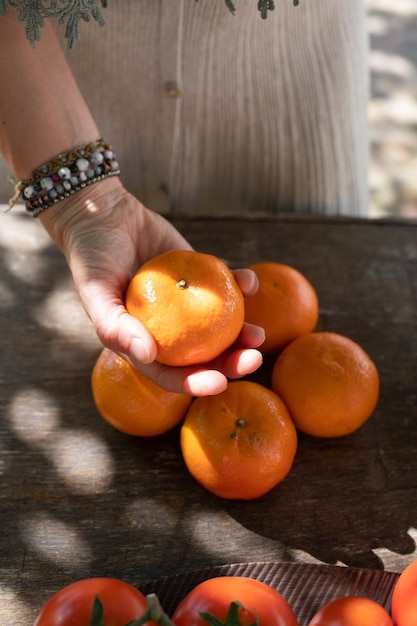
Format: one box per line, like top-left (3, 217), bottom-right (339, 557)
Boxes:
top-left (2, 208), bottom-right (417, 625)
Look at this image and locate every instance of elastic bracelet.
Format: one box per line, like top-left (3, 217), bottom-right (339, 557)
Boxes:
top-left (8, 139), bottom-right (120, 217)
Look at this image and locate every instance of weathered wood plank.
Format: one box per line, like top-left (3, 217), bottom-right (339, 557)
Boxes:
top-left (1, 211), bottom-right (417, 625)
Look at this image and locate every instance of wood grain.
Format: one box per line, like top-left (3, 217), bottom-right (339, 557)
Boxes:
top-left (0, 0), bottom-right (369, 216)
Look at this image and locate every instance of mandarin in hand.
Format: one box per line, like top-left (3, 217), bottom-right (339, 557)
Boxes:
top-left (91, 348), bottom-right (192, 436)
top-left (125, 250), bottom-right (245, 367)
top-left (180, 380), bottom-right (297, 499)
top-left (244, 262), bottom-right (319, 353)
top-left (271, 332), bottom-right (380, 438)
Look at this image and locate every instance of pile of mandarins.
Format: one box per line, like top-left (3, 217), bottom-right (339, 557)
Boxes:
top-left (91, 250), bottom-right (380, 501)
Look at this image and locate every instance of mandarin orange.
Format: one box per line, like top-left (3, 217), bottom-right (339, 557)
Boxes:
top-left (180, 380), bottom-right (298, 500)
top-left (91, 348), bottom-right (192, 436)
top-left (125, 250), bottom-right (245, 367)
top-left (307, 596), bottom-right (393, 626)
top-left (271, 332), bottom-right (380, 438)
top-left (244, 262), bottom-right (319, 353)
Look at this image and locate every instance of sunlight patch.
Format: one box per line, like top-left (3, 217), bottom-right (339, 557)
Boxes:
top-left (7, 388), bottom-right (61, 443)
top-left (20, 513), bottom-right (93, 571)
top-left (0, 583), bottom-right (32, 626)
top-left (47, 429), bottom-right (115, 494)
top-left (373, 527), bottom-right (417, 570)
top-left (33, 279), bottom-right (93, 337)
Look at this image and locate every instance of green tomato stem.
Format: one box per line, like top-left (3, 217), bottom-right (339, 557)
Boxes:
top-left (127, 593), bottom-right (176, 626)
top-left (200, 601), bottom-right (258, 626)
top-left (89, 596), bottom-right (105, 626)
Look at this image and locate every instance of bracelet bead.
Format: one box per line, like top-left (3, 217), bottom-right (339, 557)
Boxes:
top-left (8, 139), bottom-right (121, 217)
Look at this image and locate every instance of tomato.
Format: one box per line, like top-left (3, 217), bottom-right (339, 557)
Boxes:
top-left (307, 596), bottom-right (393, 626)
top-left (33, 577), bottom-right (157, 626)
top-left (171, 576), bottom-right (299, 625)
top-left (391, 560), bottom-right (417, 626)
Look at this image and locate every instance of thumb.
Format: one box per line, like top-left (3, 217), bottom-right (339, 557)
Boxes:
top-left (80, 280), bottom-right (158, 365)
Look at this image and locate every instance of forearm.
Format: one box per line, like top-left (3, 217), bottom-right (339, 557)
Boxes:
top-left (0, 11), bottom-right (99, 180)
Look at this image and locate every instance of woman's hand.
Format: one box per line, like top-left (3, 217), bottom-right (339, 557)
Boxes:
top-left (39, 177), bottom-right (264, 395)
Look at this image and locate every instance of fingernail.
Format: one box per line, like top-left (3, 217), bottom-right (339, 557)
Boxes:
top-left (130, 338), bottom-right (151, 364)
top-left (246, 269), bottom-right (259, 293)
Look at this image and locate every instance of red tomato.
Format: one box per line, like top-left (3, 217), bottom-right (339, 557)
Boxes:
top-left (171, 576), bottom-right (299, 626)
top-left (307, 596), bottom-right (393, 626)
top-left (391, 560), bottom-right (417, 626)
top-left (33, 577), bottom-right (157, 626)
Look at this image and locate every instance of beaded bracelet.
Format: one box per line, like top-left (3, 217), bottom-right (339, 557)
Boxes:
top-left (8, 139), bottom-right (120, 217)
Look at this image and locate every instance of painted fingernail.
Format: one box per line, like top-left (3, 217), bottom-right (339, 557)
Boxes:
top-left (130, 337), bottom-right (152, 364)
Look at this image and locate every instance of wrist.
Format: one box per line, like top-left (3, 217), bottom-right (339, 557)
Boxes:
top-left (38, 176), bottom-right (125, 247)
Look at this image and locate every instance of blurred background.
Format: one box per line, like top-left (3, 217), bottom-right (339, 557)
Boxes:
top-left (368, 0), bottom-right (417, 218)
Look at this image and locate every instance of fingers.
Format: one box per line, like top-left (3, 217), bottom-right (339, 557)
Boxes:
top-left (162, 347), bottom-right (264, 395)
top-left (123, 347), bottom-right (263, 397)
top-left (132, 362), bottom-right (230, 397)
top-left (235, 322), bottom-right (265, 349)
top-left (233, 267), bottom-right (259, 296)
top-left (127, 318), bottom-right (265, 394)
top-left (104, 313), bottom-right (157, 365)
top-left (95, 305), bottom-right (264, 395)
top-left (113, 319), bottom-right (263, 396)
top-left (80, 280), bottom-right (158, 364)
top-left (217, 348), bottom-right (264, 381)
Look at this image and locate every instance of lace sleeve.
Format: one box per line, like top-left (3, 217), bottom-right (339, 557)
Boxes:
top-left (0, 0), bottom-right (299, 49)
top-left (0, 0), bottom-right (107, 48)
